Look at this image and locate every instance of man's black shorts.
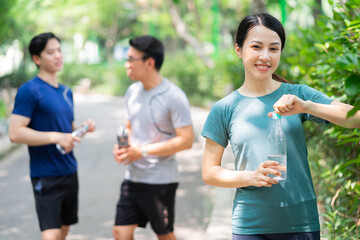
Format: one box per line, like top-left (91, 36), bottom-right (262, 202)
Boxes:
top-left (31, 172), bottom-right (78, 231)
top-left (114, 180), bottom-right (178, 235)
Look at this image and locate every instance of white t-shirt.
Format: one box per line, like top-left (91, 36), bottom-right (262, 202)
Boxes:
top-left (124, 78), bottom-right (192, 184)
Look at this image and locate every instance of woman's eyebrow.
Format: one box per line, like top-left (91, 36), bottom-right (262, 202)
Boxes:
top-left (250, 40), bottom-right (280, 45)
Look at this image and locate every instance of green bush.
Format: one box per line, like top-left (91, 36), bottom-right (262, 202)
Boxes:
top-left (58, 62), bottom-right (130, 96)
top-left (162, 49), bottom-right (204, 96)
top-left (162, 47), bottom-right (244, 107)
top-left (0, 65), bottom-right (37, 89)
top-left (112, 63), bottom-right (131, 96)
top-left (0, 101), bottom-right (6, 118)
top-left (59, 63), bottom-right (105, 87)
top-left (211, 48), bottom-right (245, 99)
top-left (281, 0), bottom-right (360, 238)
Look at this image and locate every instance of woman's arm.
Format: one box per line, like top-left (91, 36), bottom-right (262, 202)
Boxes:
top-left (202, 138), bottom-right (280, 188)
top-left (307, 101), bottom-right (360, 128)
top-left (272, 95), bottom-right (360, 128)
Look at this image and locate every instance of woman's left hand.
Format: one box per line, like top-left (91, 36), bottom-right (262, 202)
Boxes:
top-left (268, 94), bottom-right (307, 117)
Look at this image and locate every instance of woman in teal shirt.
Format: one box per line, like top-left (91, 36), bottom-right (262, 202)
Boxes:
top-left (201, 13), bottom-right (360, 240)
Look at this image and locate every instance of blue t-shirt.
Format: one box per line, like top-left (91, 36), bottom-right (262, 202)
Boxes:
top-left (201, 83), bottom-right (333, 234)
top-left (12, 76), bottom-right (77, 178)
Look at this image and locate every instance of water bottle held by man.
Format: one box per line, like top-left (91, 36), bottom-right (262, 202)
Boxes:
top-left (56, 124), bottom-right (89, 154)
top-left (117, 126), bottom-right (129, 148)
top-left (267, 113), bottom-right (287, 180)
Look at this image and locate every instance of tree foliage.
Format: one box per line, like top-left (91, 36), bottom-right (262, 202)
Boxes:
top-left (279, 0), bottom-right (360, 238)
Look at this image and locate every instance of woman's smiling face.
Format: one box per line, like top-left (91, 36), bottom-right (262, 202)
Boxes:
top-left (236, 24), bottom-right (282, 82)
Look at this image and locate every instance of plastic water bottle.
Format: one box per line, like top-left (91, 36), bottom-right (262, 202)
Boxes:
top-left (267, 113), bottom-right (287, 180)
top-left (117, 126), bottom-right (129, 148)
top-left (56, 124), bottom-right (89, 154)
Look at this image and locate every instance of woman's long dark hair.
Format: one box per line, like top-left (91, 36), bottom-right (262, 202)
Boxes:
top-left (235, 13), bottom-right (290, 83)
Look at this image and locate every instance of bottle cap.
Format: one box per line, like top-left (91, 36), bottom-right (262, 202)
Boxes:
top-left (272, 112), bottom-right (281, 119)
top-left (117, 126), bottom-right (126, 135)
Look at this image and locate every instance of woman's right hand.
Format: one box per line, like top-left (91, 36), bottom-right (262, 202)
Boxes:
top-left (250, 161), bottom-right (281, 187)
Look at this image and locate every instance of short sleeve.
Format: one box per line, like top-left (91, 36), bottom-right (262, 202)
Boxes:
top-left (201, 102), bottom-right (229, 148)
top-left (125, 83), bottom-right (137, 122)
top-left (170, 89), bottom-right (192, 128)
top-left (12, 83), bottom-right (37, 118)
top-left (298, 84), bottom-right (334, 124)
top-left (65, 86), bottom-right (74, 122)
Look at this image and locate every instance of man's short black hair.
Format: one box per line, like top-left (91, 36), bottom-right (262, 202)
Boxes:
top-left (29, 32), bottom-right (61, 57)
top-left (129, 35), bottom-right (164, 71)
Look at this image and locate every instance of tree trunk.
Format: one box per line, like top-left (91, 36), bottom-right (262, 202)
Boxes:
top-left (105, 23), bottom-right (119, 62)
top-left (313, 0), bottom-right (322, 21)
top-left (250, 0), bottom-right (267, 14)
top-left (166, 0), bottom-right (214, 68)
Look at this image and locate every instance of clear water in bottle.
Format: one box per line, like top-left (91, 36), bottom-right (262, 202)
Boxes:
top-left (268, 155), bottom-right (287, 180)
top-left (267, 113), bottom-right (287, 180)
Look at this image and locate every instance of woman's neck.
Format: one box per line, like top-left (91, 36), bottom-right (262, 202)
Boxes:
top-left (238, 79), bottom-right (281, 97)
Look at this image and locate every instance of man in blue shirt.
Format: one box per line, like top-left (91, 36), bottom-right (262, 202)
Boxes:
top-left (8, 32), bottom-right (95, 240)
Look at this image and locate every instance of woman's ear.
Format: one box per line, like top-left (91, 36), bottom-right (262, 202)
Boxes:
top-left (235, 43), bottom-right (242, 58)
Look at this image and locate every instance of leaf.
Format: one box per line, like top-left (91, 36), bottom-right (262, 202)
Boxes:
top-left (336, 157), bottom-right (360, 172)
top-left (314, 43), bottom-right (326, 51)
top-left (336, 53), bottom-right (358, 69)
top-left (345, 74), bottom-right (360, 96)
top-left (336, 137), bottom-right (360, 145)
top-left (337, 133), bottom-right (360, 139)
top-left (349, 20), bottom-right (360, 26)
top-left (344, 19), bottom-right (351, 27)
top-left (347, 102), bottom-right (360, 118)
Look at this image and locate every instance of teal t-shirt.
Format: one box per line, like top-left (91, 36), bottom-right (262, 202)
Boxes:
top-left (201, 83), bottom-right (333, 234)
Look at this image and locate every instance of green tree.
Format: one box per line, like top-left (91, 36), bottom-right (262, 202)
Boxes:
top-left (281, 0), bottom-right (360, 238)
